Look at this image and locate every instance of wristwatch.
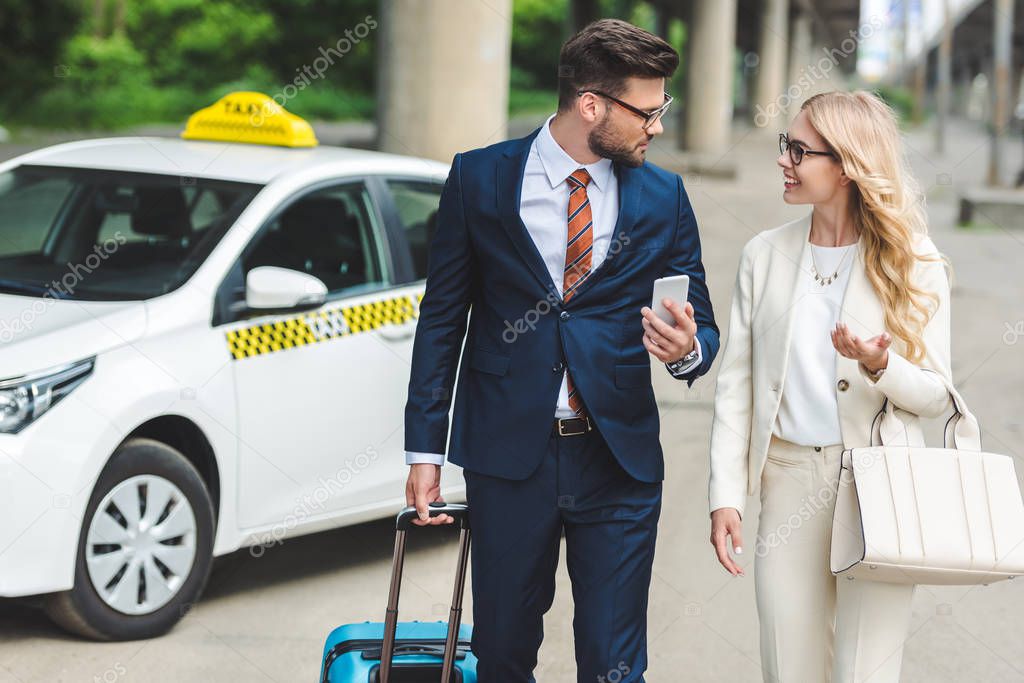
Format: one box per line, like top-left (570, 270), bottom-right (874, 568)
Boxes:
top-left (667, 345), bottom-right (699, 372)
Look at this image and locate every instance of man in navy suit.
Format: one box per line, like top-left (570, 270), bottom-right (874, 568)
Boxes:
top-left (403, 19), bottom-right (719, 682)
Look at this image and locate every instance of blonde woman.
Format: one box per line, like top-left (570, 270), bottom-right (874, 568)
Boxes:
top-left (708, 90), bottom-right (953, 682)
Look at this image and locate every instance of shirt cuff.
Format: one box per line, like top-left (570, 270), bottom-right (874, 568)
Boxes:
top-left (405, 451), bottom-right (445, 466)
top-left (666, 337), bottom-right (703, 377)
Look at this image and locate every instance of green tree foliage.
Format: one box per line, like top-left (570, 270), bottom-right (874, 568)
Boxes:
top-left (0, 0), bottom-right (82, 116)
top-left (8, 0), bottom-right (384, 129)
top-left (260, 0), bottom-right (378, 93)
top-left (34, 33), bottom-right (161, 128)
top-left (0, 0), bottom-right (664, 130)
top-left (124, 0), bottom-right (276, 90)
top-left (511, 0), bottom-right (568, 90)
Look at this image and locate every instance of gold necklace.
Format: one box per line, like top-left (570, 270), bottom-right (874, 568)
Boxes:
top-left (809, 243), bottom-right (855, 287)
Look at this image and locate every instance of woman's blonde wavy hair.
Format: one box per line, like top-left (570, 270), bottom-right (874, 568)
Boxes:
top-left (801, 90), bottom-right (947, 363)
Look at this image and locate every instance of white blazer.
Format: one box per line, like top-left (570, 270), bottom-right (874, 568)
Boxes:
top-left (708, 214), bottom-right (953, 518)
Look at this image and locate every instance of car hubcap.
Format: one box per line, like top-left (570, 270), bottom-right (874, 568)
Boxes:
top-left (85, 474), bottom-right (198, 615)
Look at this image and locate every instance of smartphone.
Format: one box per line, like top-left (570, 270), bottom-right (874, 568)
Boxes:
top-left (651, 274), bottom-right (690, 326)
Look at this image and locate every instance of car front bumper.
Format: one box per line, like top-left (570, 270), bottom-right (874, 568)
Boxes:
top-left (0, 399), bottom-right (114, 598)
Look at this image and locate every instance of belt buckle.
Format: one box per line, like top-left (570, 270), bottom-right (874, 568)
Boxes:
top-left (558, 416), bottom-right (590, 437)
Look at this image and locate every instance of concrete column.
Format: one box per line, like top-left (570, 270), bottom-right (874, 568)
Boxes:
top-left (980, 56), bottom-right (994, 122)
top-left (377, 0), bottom-right (512, 162)
top-left (912, 55), bottom-right (927, 124)
top-left (954, 62), bottom-right (973, 117)
top-left (752, 0), bottom-right (789, 127)
top-left (1012, 65), bottom-right (1023, 123)
top-left (989, 0), bottom-right (1014, 186)
top-left (935, 0), bottom-right (952, 155)
top-left (786, 11), bottom-right (814, 112)
top-left (684, 0), bottom-right (737, 153)
top-left (897, 0), bottom-right (913, 81)
top-left (675, 0), bottom-right (694, 146)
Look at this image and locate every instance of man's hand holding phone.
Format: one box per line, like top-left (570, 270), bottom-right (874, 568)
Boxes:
top-left (641, 299), bottom-right (697, 363)
top-left (641, 274), bottom-right (696, 363)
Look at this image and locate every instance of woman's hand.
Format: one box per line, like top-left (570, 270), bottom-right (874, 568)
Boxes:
top-left (831, 321), bottom-right (890, 374)
top-left (710, 507), bottom-right (745, 576)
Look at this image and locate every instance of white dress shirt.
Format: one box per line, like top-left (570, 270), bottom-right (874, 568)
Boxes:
top-left (407, 114), bottom-right (701, 465)
top-left (772, 240), bottom-right (858, 446)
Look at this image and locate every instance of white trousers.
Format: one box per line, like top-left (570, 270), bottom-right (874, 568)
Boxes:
top-left (754, 435), bottom-right (916, 683)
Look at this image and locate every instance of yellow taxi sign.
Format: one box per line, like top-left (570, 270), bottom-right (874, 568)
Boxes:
top-left (181, 91), bottom-right (318, 148)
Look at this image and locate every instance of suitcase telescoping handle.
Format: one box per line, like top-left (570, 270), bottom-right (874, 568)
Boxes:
top-left (379, 502), bottom-right (471, 683)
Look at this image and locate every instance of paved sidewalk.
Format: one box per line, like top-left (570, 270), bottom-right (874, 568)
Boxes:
top-left (1, 116), bottom-right (1022, 682)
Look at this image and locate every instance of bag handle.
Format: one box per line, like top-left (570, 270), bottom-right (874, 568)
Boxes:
top-left (870, 400), bottom-right (921, 447)
top-left (869, 368), bottom-right (981, 451)
top-left (379, 502), bottom-right (470, 683)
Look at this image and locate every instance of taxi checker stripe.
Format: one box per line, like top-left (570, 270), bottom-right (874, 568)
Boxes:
top-left (225, 293), bottom-right (422, 360)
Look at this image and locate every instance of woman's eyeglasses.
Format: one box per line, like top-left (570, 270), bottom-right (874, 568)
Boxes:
top-left (577, 90), bottom-right (673, 131)
top-left (779, 133), bottom-right (837, 165)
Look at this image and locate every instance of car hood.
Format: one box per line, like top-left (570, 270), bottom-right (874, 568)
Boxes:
top-left (0, 294), bottom-right (147, 379)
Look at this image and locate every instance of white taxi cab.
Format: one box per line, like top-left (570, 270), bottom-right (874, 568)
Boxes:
top-left (0, 92), bottom-right (461, 640)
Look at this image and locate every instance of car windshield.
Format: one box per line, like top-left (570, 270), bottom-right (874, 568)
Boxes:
top-left (0, 165), bottom-right (260, 301)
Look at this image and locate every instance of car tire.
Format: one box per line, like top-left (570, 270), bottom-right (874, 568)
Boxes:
top-left (45, 437), bottom-right (216, 640)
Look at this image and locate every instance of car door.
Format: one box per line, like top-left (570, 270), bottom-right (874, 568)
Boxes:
top-left (373, 176), bottom-right (465, 495)
top-left (224, 179), bottom-right (423, 531)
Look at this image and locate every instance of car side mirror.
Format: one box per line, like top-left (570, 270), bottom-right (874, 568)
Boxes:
top-left (245, 266), bottom-right (327, 311)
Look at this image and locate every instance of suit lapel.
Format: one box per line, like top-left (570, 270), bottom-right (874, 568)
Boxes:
top-left (497, 128), bottom-right (563, 300)
top-left (769, 215), bottom-right (884, 405)
top-left (496, 134), bottom-right (644, 304)
top-left (770, 214), bottom-right (813, 388)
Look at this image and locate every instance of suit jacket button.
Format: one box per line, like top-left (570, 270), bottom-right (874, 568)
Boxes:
top-left (553, 362), bottom-right (564, 372)
top-left (837, 379), bottom-right (850, 392)
top-left (559, 311), bottom-right (570, 321)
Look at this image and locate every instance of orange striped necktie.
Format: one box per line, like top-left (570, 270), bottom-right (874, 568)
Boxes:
top-left (563, 168), bottom-right (593, 415)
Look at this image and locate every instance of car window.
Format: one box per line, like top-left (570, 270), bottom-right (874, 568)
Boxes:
top-left (0, 165), bottom-right (259, 300)
top-left (242, 182), bottom-right (387, 296)
top-left (0, 174), bottom-right (73, 254)
top-left (96, 186), bottom-right (231, 245)
top-left (385, 179), bottom-right (443, 280)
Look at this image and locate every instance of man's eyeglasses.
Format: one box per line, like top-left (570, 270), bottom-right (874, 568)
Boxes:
top-left (779, 133), bottom-right (837, 165)
top-left (577, 90), bottom-right (673, 131)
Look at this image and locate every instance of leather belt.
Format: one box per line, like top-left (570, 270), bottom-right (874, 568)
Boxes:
top-left (554, 415), bottom-right (592, 437)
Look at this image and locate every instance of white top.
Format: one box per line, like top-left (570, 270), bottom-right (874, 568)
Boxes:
top-left (772, 240), bottom-right (859, 446)
top-left (406, 114), bottom-right (700, 465)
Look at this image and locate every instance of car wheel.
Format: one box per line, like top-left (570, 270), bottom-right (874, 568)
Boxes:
top-left (45, 437), bottom-right (215, 640)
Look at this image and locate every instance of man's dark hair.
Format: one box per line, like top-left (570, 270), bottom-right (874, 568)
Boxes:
top-left (557, 19), bottom-right (679, 112)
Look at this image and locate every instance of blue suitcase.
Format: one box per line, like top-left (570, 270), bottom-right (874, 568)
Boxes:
top-left (319, 502), bottom-right (477, 682)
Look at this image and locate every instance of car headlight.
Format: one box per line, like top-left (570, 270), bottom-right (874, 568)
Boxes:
top-left (0, 357), bottom-right (95, 434)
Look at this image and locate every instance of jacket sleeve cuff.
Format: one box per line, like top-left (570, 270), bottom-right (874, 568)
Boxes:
top-left (709, 494), bottom-right (745, 521)
top-left (858, 349), bottom-right (949, 415)
top-left (406, 451), bottom-right (445, 466)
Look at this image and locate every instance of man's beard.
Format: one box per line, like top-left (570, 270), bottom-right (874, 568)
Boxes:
top-left (588, 116), bottom-right (650, 168)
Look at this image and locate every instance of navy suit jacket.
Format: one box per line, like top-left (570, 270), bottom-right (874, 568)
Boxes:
top-left (404, 127), bottom-right (720, 483)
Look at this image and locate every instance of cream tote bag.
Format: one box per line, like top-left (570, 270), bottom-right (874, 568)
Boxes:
top-left (831, 370), bottom-right (1024, 585)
